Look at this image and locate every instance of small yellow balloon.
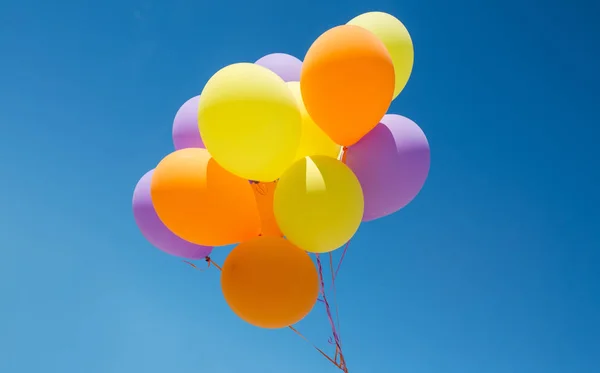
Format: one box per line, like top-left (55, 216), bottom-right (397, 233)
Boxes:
top-left (286, 82), bottom-right (341, 161)
top-left (198, 63), bottom-right (302, 181)
top-left (274, 155), bottom-right (364, 253)
top-left (348, 11), bottom-right (414, 99)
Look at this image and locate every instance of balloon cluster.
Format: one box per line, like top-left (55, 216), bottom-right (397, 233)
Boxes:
top-left (132, 12), bottom-right (430, 330)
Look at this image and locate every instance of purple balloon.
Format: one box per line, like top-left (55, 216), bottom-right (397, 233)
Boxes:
top-left (346, 114), bottom-right (430, 222)
top-left (132, 170), bottom-right (212, 259)
top-left (255, 53), bottom-right (302, 82)
top-left (172, 96), bottom-right (205, 150)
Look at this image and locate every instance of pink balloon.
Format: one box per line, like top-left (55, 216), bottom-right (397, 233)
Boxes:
top-left (346, 114), bottom-right (430, 221)
top-left (255, 53), bottom-right (302, 82)
top-left (172, 96), bottom-right (204, 150)
top-left (133, 169), bottom-right (212, 259)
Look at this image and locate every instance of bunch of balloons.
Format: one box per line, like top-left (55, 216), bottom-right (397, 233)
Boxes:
top-left (132, 11), bottom-right (430, 330)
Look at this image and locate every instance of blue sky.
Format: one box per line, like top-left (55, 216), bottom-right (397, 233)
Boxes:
top-left (1, 0), bottom-right (599, 372)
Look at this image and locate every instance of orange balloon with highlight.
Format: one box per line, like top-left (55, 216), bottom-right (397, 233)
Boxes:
top-left (150, 148), bottom-right (261, 246)
top-left (221, 236), bottom-right (319, 329)
top-left (300, 25), bottom-right (395, 146)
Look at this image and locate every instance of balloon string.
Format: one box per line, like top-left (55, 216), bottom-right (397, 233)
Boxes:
top-left (334, 241), bottom-right (350, 280)
top-left (288, 325), bottom-right (344, 369)
top-left (329, 252), bottom-right (343, 346)
top-left (183, 260), bottom-right (210, 271)
top-left (185, 257), bottom-right (346, 371)
top-left (206, 257), bottom-right (222, 271)
top-left (335, 147), bottom-right (350, 281)
top-left (332, 148), bottom-right (350, 345)
top-left (315, 254), bottom-right (348, 372)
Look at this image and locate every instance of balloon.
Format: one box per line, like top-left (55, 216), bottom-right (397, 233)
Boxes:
top-left (172, 96), bottom-right (204, 150)
top-left (221, 236), bottom-right (319, 329)
top-left (132, 170), bottom-right (212, 259)
top-left (251, 181), bottom-right (282, 237)
top-left (255, 53), bottom-right (302, 82)
top-left (150, 148), bottom-right (261, 246)
top-left (198, 63), bottom-right (302, 181)
top-left (345, 114), bottom-right (430, 221)
top-left (274, 155), bottom-right (364, 253)
top-left (286, 82), bottom-right (341, 162)
top-left (300, 25), bottom-right (395, 146)
top-left (348, 12), bottom-right (414, 99)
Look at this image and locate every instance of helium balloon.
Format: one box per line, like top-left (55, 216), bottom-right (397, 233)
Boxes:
top-left (132, 170), bottom-right (212, 259)
top-left (255, 53), bottom-right (303, 82)
top-left (198, 63), bottom-right (302, 181)
top-left (348, 12), bottom-right (414, 99)
top-left (150, 148), bottom-right (261, 246)
top-left (286, 82), bottom-right (341, 162)
top-left (172, 96), bottom-right (204, 150)
top-left (221, 236), bottom-right (319, 329)
top-left (300, 25), bottom-right (395, 146)
top-left (274, 155), bottom-right (364, 253)
top-left (251, 181), bottom-right (283, 237)
top-left (346, 114), bottom-right (430, 221)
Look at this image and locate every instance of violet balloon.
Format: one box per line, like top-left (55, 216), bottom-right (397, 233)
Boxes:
top-left (132, 170), bottom-right (212, 259)
top-left (172, 96), bottom-right (205, 150)
top-left (255, 53), bottom-right (302, 82)
top-left (346, 114), bottom-right (430, 221)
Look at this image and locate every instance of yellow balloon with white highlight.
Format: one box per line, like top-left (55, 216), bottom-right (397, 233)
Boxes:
top-left (274, 155), bottom-right (364, 253)
top-left (348, 11), bottom-right (414, 99)
top-left (198, 63), bottom-right (302, 181)
top-left (287, 82), bottom-right (341, 161)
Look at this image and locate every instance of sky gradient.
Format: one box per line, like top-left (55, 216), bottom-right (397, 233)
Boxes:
top-left (1, 0), bottom-right (599, 372)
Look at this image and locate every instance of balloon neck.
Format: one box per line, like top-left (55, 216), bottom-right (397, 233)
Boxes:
top-left (340, 146), bottom-right (349, 164)
top-left (249, 179), bottom-right (279, 184)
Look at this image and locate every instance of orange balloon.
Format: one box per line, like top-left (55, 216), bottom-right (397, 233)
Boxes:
top-left (150, 148), bottom-right (261, 246)
top-left (251, 181), bottom-right (283, 237)
top-left (300, 25), bottom-right (395, 146)
top-left (221, 236), bottom-right (319, 329)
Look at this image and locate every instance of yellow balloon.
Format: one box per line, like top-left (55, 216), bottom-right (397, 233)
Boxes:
top-left (274, 155), bottom-right (364, 253)
top-left (348, 11), bottom-right (414, 99)
top-left (287, 82), bottom-right (341, 161)
top-left (198, 63), bottom-right (302, 181)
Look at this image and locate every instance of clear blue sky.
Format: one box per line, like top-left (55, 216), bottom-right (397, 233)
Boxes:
top-left (1, 0), bottom-right (599, 372)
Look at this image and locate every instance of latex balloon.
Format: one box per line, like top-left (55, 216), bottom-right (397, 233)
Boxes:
top-left (198, 63), bottom-right (302, 181)
top-left (172, 96), bottom-right (204, 150)
top-left (348, 12), bottom-right (414, 99)
top-left (221, 236), bottom-right (319, 329)
top-left (132, 170), bottom-right (212, 259)
top-left (286, 82), bottom-right (341, 162)
top-left (255, 53), bottom-right (303, 82)
top-left (300, 25), bottom-right (395, 146)
top-left (346, 114), bottom-right (430, 221)
top-left (274, 155), bottom-right (364, 253)
top-left (150, 148), bottom-right (261, 246)
top-left (251, 181), bottom-right (283, 237)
